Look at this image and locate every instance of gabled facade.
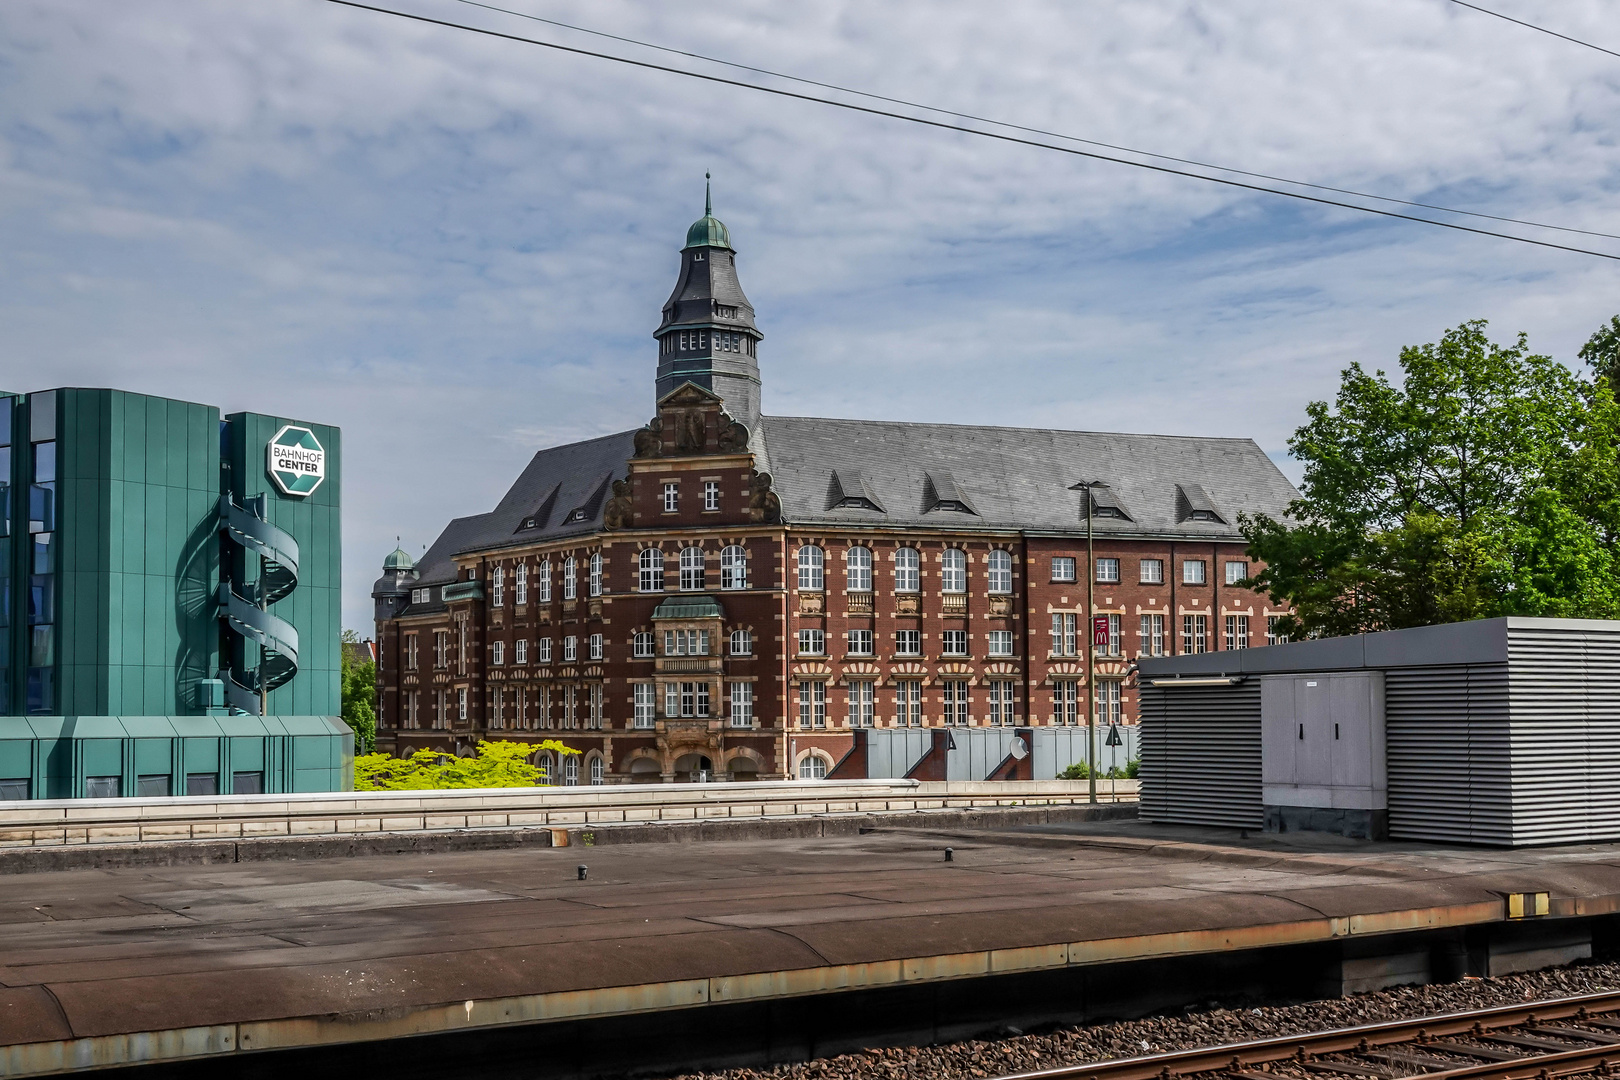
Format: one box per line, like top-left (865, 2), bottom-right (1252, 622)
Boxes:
top-left (372, 201), bottom-right (1297, 783)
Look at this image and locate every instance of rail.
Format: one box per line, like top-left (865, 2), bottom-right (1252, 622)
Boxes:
top-left (0, 778), bottom-right (1134, 847)
top-left (997, 990), bottom-right (1620, 1080)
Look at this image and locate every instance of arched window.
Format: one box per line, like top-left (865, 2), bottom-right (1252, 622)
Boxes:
top-left (799, 754), bottom-right (828, 780)
top-left (564, 755), bottom-right (579, 786)
top-left (894, 548), bottom-right (920, 593)
top-left (729, 628), bottom-right (753, 655)
top-left (588, 552), bottom-right (603, 597)
top-left (720, 545), bottom-right (748, 590)
top-left (537, 751), bottom-right (555, 784)
top-left (846, 547), bottom-right (872, 592)
top-left (797, 545), bottom-right (825, 590)
top-left (638, 548), bottom-right (664, 592)
top-left (562, 556), bottom-right (577, 600)
top-left (537, 559), bottom-right (552, 603)
top-left (491, 566), bottom-right (505, 607)
top-left (941, 549), bottom-right (967, 593)
top-left (514, 562), bottom-right (528, 605)
top-left (589, 755), bottom-right (605, 786)
top-left (987, 550), bottom-right (1012, 594)
top-left (680, 546), bottom-right (706, 591)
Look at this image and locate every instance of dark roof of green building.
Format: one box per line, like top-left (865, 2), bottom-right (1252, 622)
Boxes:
top-left (652, 594), bottom-right (724, 620)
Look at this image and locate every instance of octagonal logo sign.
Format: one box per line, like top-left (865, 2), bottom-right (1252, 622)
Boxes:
top-left (267, 425), bottom-right (326, 497)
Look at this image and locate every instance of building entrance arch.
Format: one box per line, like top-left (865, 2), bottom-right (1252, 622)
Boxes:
top-left (673, 753), bottom-right (714, 782)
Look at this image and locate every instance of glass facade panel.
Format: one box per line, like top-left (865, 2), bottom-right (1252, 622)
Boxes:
top-left (25, 405), bottom-right (54, 713)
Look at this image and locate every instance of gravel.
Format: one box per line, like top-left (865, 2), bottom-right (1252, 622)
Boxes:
top-left (667, 961), bottom-right (1620, 1080)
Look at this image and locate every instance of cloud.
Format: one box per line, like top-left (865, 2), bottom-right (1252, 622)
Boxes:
top-left (1, 0), bottom-right (1617, 630)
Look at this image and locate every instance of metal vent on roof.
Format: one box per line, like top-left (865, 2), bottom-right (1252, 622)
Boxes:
top-left (1175, 483), bottom-right (1226, 525)
top-left (923, 470), bottom-right (976, 515)
top-left (827, 469), bottom-right (885, 513)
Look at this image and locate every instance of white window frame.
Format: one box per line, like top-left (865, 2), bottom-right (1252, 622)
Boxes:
top-left (797, 628), bottom-right (825, 656)
top-left (515, 638), bottom-right (528, 665)
top-left (589, 552), bottom-right (603, 597)
top-left (797, 545), bottom-right (825, 590)
top-left (1051, 556), bottom-right (1077, 583)
top-left (1225, 613), bottom-right (1250, 650)
top-left (633, 631), bottom-right (655, 658)
top-left (729, 683), bottom-right (753, 728)
top-left (1267, 615), bottom-right (1290, 646)
top-left (987, 630), bottom-right (1013, 657)
top-left (941, 680), bottom-right (969, 726)
top-left (704, 480), bottom-right (720, 512)
top-left (848, 681), bottom-right (874, 728)
top-left (589, 633), bottom-right (604, 661)
top-left (1138, 614), bottom-right (1165, 657)
top-left (457, 687), bottom-right (468, 721)
top-left (634, 683), bottom-right (656, 728)
top-left (940, 548), bottom-right (966, 593)
top-left (1095, 557), bottom-right (1120, 584)
top-left (537, 637), bottom-right (552, 663)
top-left (491, 640), bottom-right (505, 666)
top-left (537, 560), bottom-right (551, 602)
top-left (1182, 614), bottom-right (1208, 654)
top-left (894, 548), bottom-right (920, 592)
top-left (729, 628), bottom-right (752, 656)
top-left (847, 628), bottom-right (873, 656)
top-left (515, 562), bottom-right (527, 605)
top-left (988, 680), bottom-right (1015, 726)
top-left (1050, 612), bottom-right (1078, 657)
top-left (1226, 560), bottom-right (1249, 585)
top-left (589, 756), bottom-right (604, 786)
top-left (799, 754), bottom-right (828, 780)
top-left (896, 680), bottom-right (922, 726)
top-left (720, 545), bottom-right (748, 590)
top-left (846, 547), bottom-right (873, 592)
top-left (1183, 559), bottom-right (1206, 585)
top-left (663, 483), bottom-right (678, 513)
top-left (987, 550), bottom-right (1012, 594)
top-left (797, 682), bottom-right (827, 729)
top-left (491, 566), bottom-right (504, 607)
top-left (1095, 679), bottom-right (1123, 726)
top-left (562, 556), bottom-right (577, 600)
top-left (639, 548), bottom-right (664, 592)
top-left (941, 629), bottom-right (967, 656)
top-left (1054, 679), bottom-right (1079, 726)
top-left (563, 635), bottom-right (577, 662)
top-left (679, 546), bottom-right (705, 591)
top-left (1139, 558), bottom-right (1164, 584)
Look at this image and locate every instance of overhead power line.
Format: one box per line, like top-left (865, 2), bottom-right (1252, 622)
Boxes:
top-left (322, 0), bottom-right (1620, 263)
top-left (1443, 0), bottom-right (1620, 61)
top-left (452, 0), bottom-right (1620, 245)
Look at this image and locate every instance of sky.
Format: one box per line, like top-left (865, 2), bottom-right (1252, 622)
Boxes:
top-left (2, 0), bottom-right (1617, 633)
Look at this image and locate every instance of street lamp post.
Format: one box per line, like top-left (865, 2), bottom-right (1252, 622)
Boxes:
top-left (1071, 479), bottom-right (1109, 806)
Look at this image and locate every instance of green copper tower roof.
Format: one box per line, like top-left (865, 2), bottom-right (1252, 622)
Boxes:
top-left (683, 173), bottom-right (732, 250)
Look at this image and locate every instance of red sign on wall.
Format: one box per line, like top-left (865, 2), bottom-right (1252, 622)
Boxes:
top-left (1092, 616), bottom-right (1111, 648)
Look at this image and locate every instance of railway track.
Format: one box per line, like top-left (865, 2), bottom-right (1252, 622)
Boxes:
top-left (1000, 990), bottom-right (1620, 1080)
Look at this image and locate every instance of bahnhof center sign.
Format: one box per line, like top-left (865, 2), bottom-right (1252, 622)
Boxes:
top-left (267, 425), bottom-right (326, 497)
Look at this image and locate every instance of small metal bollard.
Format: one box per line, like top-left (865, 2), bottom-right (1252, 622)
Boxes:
top-left (577, 865), bottom-right (588, 881)
top-left (944, 848), bottom-right (954, 862)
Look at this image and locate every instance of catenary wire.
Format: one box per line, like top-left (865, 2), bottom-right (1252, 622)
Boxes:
top-left (322, 0), bottom-right (1620, 263)
top-left (449, 0), bottom-right (1620, 244)
top-left (1443, 0), bottom-right (1620, 61)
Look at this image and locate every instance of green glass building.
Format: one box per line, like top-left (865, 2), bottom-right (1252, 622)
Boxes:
top-left (0, 388), bottom-right (351, 799)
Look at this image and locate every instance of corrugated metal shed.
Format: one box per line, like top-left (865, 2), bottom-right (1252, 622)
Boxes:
top-left (1137, 618), bottom-right (1620, 846)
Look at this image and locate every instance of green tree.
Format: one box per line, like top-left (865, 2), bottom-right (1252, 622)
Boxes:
top-left (355, 739), bottom-right (580, 790)
top-left (1580, 314), bottom-right (1620, 387)
top-left (339, 629), bottom-right (377, 754)
top-left (1244, 319), bottom-right (1620, 637)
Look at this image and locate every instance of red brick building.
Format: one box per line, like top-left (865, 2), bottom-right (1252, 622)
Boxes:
top-left (372, 197), bottom-right (1296, 783)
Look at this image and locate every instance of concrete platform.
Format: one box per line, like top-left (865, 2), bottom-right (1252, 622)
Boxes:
top-left (6, 820), bottom-right (1620, 1078)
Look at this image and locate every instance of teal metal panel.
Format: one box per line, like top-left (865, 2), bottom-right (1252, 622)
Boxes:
top-left (81, 739), bottom-right (121, 775)
top-left (230, 738), bottom-right (264, 772)
top-left (0, 740), bottom-right (27, 778)
top-left (182, 737), bottom-right (219, 772)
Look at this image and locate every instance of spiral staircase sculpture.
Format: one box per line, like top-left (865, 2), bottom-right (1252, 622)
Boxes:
top-left (217, 493), bottom-right (300, 714)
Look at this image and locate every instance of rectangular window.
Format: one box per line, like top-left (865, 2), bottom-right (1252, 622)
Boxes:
top-left (1225, 614), bottom-right (1250, 650)
top-left (491, 640), bottom-right (505, 665)
top-left (1105, 613), bottom-right (1122, 656)
top-left (988, 680), bottom-right (1016, 726)
top-left (1095, 680), bottom-right (1122, 726)
top-left (515, 563), bottom-right (527, 605)
top-left (1182, 614), bottom-right (1208, 654)
top-left (434, 630), bottom-right (449, 668)
top-left (639, 549), bottom-right (665, 592)
top-left (1051, 556), bottom-right (1077, 582)
top-left (896, 680), bottom-right (922, 727)
top-left (490, 687), bottom-right (505, 729)
top-left (941, 629), bottom-right (967, 656)
top-left (1050, 613), bottom-right (1078, 657)
top-left (894, 548), bottom-right (919, 592)
top-left (663, 483), bottom-right (678, 513)
top-left (515, 638), bottom-right (528, 664)
top-left (847, 681), bottom-right (874, 727)
top-left (987, 630), bottom-right (1013, 657)
top-left (1226, 560), bottom-right (1249, 585)
top-left (1183, 559), bottom-right (1206, 585)
top-left (634, 683), bottom-right (656, 728)
top-left (797, 682), bottom-right (826, 728)
top-left (589, 633), bottom-right (603, 660)
top-left (633, 631), bottom-right (655, 658)
top-left (941, 680), bottom-right (969, 726)
top-left (405, 633), bottom-right (418, 670)
top-left (895, 629), bottom-right (921, 656)
top-left (538, 560), bottom-right (551, 602)
top-left (457, 687), bottom-right (468, 721)
top-left (562, 685), bottom-right (577, 728)
top-left (538, 685), bottom-right (551, 728)
top-left (847, 629), bottom-right (873, 656)
top-left (586, 683), bottom-right (603, 729)
top-left (797, 628), bottom-right (825, 655)
top-left (729, 628), bottom-right (752, 655)
top-left (563, 635), bottom-right (577, 662)
top-left (1095, 557), bottom-right (1120, 583)
top-left (1053, 680), bottom-right (1079, 725)
top-left (730, 682), bottom-right (753, 728)
top-left (1140, 558), bottom-right (1164, 584)
top-left (704, 481), bottom-right (720, 511)
top-left (663, 628), bottom-right (710, 656)
top-left (1138, 614), bottom-right (1165, 657)
top-left (664, 682), bottom-right (680, 718)
top-left (1267, 615), bottom-right (1290, 646)
top-left (680, 547), bottom-right (705, 591)
top-left (538, 638), bottom-right (552, 663)
top-left (562, 557), bottom-right (576, 600)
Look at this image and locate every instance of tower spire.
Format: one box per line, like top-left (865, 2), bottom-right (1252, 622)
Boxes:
top-left (705, 171), bottom-right (712, 216)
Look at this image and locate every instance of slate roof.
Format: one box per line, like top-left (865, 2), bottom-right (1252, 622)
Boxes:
top-left (396, 414), bottom-right (1297, 597)
top-left (759, 415), bottom-right (1297, 538)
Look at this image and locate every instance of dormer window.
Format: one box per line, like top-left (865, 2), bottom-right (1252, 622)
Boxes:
top-left (564, 508), bottom-right (587, 524)
top-left (715, 304), bottom-right (738, 319)
top-left (1190, 509), bottom-right (1216, 522)
top-left (933, 500), bottom-right (971, 513)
